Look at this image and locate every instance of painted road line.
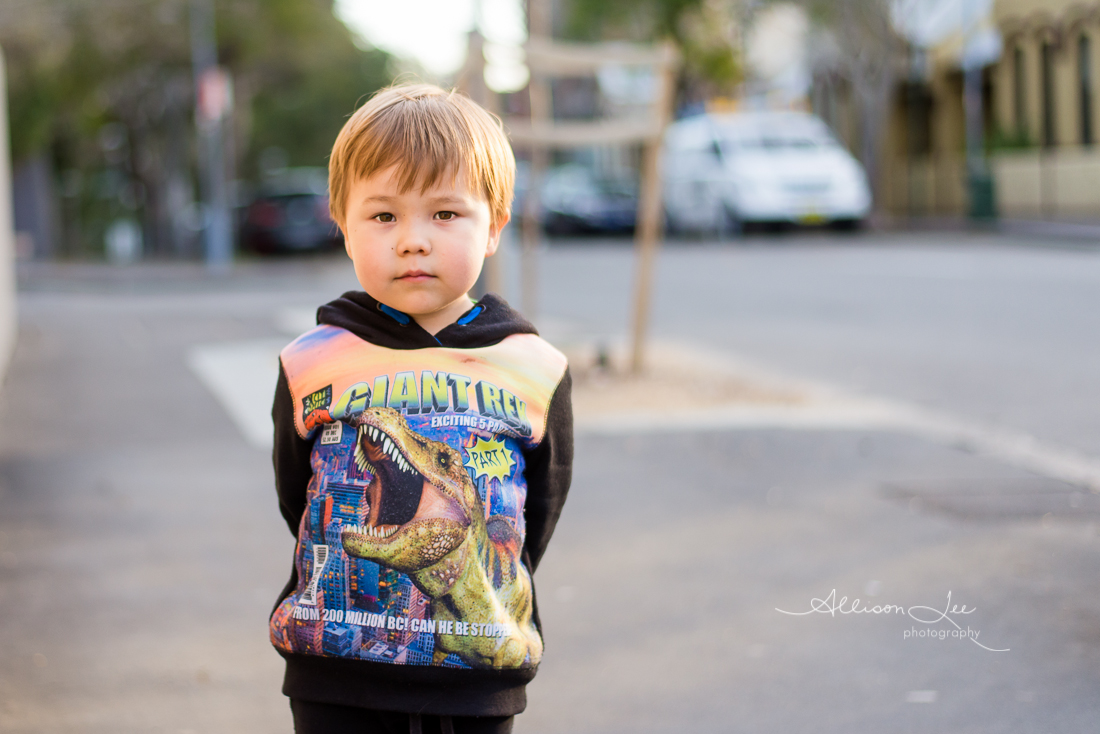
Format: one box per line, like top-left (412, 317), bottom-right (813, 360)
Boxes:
top-left (187, 339), bottom-right (284, 449)
top-left (186, 336), bottom-right (1100, 492)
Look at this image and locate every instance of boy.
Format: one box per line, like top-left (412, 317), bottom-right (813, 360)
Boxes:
top-left (269, 84), bottom-right (573, 734)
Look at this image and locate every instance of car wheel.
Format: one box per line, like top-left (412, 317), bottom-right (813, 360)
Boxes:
top-left (544, 213), bottom-right (578, 236)
top-left (664, 209), bottom-right (684, 237)
top-left (829, 218), bottom-right (864, 232)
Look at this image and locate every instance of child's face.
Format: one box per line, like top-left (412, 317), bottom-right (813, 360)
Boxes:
top-left (341, 164), bottom-right (506, 335)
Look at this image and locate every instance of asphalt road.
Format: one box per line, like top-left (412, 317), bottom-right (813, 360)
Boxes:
top-left (0, 230), bottom-right (1098, 733)
top-left (536, 231), bottom-right (1100, 457)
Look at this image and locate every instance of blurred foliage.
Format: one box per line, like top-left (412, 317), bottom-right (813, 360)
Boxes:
top-left (0, 0), bottom-right (396, 168)
top-left (0, 0), bottom-right (392, 257)
top-left (563, 0), bottom-right (742, 102)
top-left (1, 0), bottom-right (392, 169)
top-left (219, 0), bottom-right (393, 175)
top-left (987, 125), bottom-right (1034, 153)
top-left (796, 0), bottom-right (899, 206)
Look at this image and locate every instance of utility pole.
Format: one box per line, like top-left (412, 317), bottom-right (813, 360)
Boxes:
top-left (521, 0), bottom-right (551, 320)
top-left (0, 45), bottom-right (17, 384)
top-left (960, 11), bottom-right (1001, 221)
top-left (963, 61), bottom-right (988, 217)
top-left (736, 0), bottom-right (759, 104)
top-left (190, 0), bottom-right (233, 271)
top-left (460, 26), bottom-right (507, 299)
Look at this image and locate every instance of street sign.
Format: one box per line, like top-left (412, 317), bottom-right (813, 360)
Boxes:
top-left (197, 67), bottom-right (233, 123)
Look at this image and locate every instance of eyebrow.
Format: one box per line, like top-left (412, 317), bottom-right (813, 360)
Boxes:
top-left (358, 194), bottom-right (468, 206)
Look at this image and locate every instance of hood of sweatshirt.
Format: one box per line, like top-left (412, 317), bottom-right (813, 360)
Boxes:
top-left (316, 291), bottom-right (538, 350)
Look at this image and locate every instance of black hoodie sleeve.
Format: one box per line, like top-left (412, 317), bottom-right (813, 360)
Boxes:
top-left (273, 361), bottom-right (315, 535)
top-left (521, 367), bottom-right (573, 572)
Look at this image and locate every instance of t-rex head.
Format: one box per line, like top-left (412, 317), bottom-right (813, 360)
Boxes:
top-left (340, 408), bottom-right (479, 573)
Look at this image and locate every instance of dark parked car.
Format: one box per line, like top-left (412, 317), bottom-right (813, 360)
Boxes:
top-left (240, 168), bottom-right (343, 254)
top-left (539, 164), bottom-right (637, 235)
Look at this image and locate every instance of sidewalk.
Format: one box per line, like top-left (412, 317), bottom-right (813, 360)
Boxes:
top-left (874, 214), bottom-right (1100, 247)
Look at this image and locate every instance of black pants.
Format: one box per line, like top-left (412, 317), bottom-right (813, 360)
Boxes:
top-left (290, 699), bottom-right (514, 734)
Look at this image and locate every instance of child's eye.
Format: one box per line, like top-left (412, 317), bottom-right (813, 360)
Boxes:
top-left (374, 212), bottom-right (395, 223)
top-left (435, 211), bottom-right (456, 221)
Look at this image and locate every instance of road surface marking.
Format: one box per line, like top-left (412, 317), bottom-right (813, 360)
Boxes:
top-left (185, 336), bottom-right (1100, 492)
top-left (186, 339), bottom-right (284, 449)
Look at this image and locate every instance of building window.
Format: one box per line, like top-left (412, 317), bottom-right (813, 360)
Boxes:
top-left (1080, 34), bottom-right (1094, 146)
top-left (1014, 45), bottom-right (1027, 138)
top-left (1042, 41), bottom-right (1056, 147)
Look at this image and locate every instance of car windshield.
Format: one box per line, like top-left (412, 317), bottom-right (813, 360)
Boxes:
top-left (544, 167), bottom-right (636, 200)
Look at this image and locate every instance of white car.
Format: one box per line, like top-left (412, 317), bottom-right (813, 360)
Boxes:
top-left (662, 111), bottom-right (871, 233)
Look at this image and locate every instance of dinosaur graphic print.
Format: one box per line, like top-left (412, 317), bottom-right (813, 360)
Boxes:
top-left (340, 409), bottom-right (540, 668)
top-left (270, 329), bottom-right (566, 671)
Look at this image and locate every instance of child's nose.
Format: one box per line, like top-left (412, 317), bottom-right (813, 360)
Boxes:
top-left (395, 219), bottom-right (431, 255)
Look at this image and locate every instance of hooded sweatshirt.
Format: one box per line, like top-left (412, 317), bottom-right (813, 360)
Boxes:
top-left (269, 291), bottom-right (573, 716)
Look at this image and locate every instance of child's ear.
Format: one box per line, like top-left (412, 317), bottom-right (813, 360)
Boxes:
top-left (485, 212), bottom-right (510, 257)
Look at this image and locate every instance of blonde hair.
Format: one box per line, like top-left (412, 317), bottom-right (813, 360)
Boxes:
top-left (329, 83), bottom-right (515, 230)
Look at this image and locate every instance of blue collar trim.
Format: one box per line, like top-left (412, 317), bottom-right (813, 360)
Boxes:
top-left (378, 303), bottom-right (411, 325)
top-left (456, 305), bottom-right (483, 325)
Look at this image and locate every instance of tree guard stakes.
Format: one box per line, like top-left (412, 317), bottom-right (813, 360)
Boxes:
top-left (503, 39), bottom-right (680, 374)
top-left (456, 30), bottom-right (506, 298)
